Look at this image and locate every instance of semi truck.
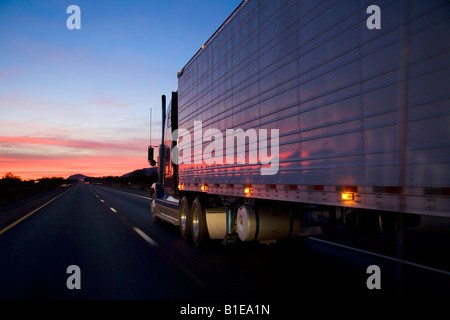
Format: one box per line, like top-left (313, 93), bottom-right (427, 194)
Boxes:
top-left (148, 0), bottom-right (450, 246)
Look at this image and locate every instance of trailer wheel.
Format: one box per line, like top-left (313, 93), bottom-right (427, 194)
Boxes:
top-left (378, 212), bottom-right (398, 234)
top-left (191, 197), bottom-right (208, 246)
top-left (179, 196), bottom-right (191, 240)
top-left (341, 207), bottom-right (359, 233)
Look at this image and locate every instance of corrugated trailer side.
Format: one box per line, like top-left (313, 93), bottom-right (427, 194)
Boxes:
top-left (177, 0), bottom-right (450, 217)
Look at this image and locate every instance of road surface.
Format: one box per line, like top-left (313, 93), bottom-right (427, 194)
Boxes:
top-left (0, 182), bottom-right (448, 312)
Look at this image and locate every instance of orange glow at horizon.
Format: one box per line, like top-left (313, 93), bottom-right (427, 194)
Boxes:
top-left (0, 155), bottom-right (149, 180)
top-left (0, 133), bottom-right (151, 180)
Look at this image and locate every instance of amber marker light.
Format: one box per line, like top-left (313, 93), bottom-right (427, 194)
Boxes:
top-left (341, 192), bottom-right (354, 201)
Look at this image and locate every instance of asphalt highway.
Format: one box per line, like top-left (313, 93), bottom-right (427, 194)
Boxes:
top-left (0, 182), bottom-right (448, 312)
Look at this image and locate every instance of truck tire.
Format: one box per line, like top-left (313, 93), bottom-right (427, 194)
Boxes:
top-left (342, 207), bottom-right (359, 233)
top-left (180, 196), bottom-right (191, 240)
top-left (378, 212), bottom-right (398, 234)
top-left (151, 190), bottom-right (159, 223)
top-left (191, 197), bottom-right (208, 246)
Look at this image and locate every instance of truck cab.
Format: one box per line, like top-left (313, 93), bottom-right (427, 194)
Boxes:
top-left (149, 92), bottom-right (185, 232)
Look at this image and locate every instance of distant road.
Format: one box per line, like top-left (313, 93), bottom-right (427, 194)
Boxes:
top-left (0, 182), bottom-right (448, 307)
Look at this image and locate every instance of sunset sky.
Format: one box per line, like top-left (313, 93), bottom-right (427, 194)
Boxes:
top-left (0, 0), bottom-right (241, 180)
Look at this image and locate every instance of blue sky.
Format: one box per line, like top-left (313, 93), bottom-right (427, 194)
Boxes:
top-left (0, 0), bottom-right (241, 178)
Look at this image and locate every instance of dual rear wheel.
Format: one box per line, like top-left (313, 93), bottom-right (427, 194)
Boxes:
top-left (341, 207), bottom-right (420, 234)
top-left (179, 196), bottom-right (208, 246)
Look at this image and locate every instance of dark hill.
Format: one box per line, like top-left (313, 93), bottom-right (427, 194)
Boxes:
top-left (67, 174), bottom-right (89, 181)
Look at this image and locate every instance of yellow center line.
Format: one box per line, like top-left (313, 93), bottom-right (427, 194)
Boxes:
top-left (0, 187), bottom-right (73, 235)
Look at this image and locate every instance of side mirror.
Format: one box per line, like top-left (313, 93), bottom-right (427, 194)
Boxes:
top-left (148, 146), bottom-right (156, 166)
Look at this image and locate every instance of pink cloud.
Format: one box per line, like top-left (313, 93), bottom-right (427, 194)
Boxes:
top-left (0, 135), bottom-right (146, 153)
top-left (88, 97), bottom-right (131, 109)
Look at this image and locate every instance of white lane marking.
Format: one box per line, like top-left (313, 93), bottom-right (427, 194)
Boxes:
top-left (93, 186), bottom-right (151, 200)
top-left (110, 207), bottom-right (117, 213)
top-left (181, 267), bottom-right (207, 287)
top-left (133, 226), bottom-right (158, 247)
top-left (100, 199), bottom-right (105, 203)
top-left (309, 237), bottom-right (450, 276)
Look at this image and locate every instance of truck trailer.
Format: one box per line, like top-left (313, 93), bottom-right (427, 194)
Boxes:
top-left (148, 0), bottom-right (450, 246)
